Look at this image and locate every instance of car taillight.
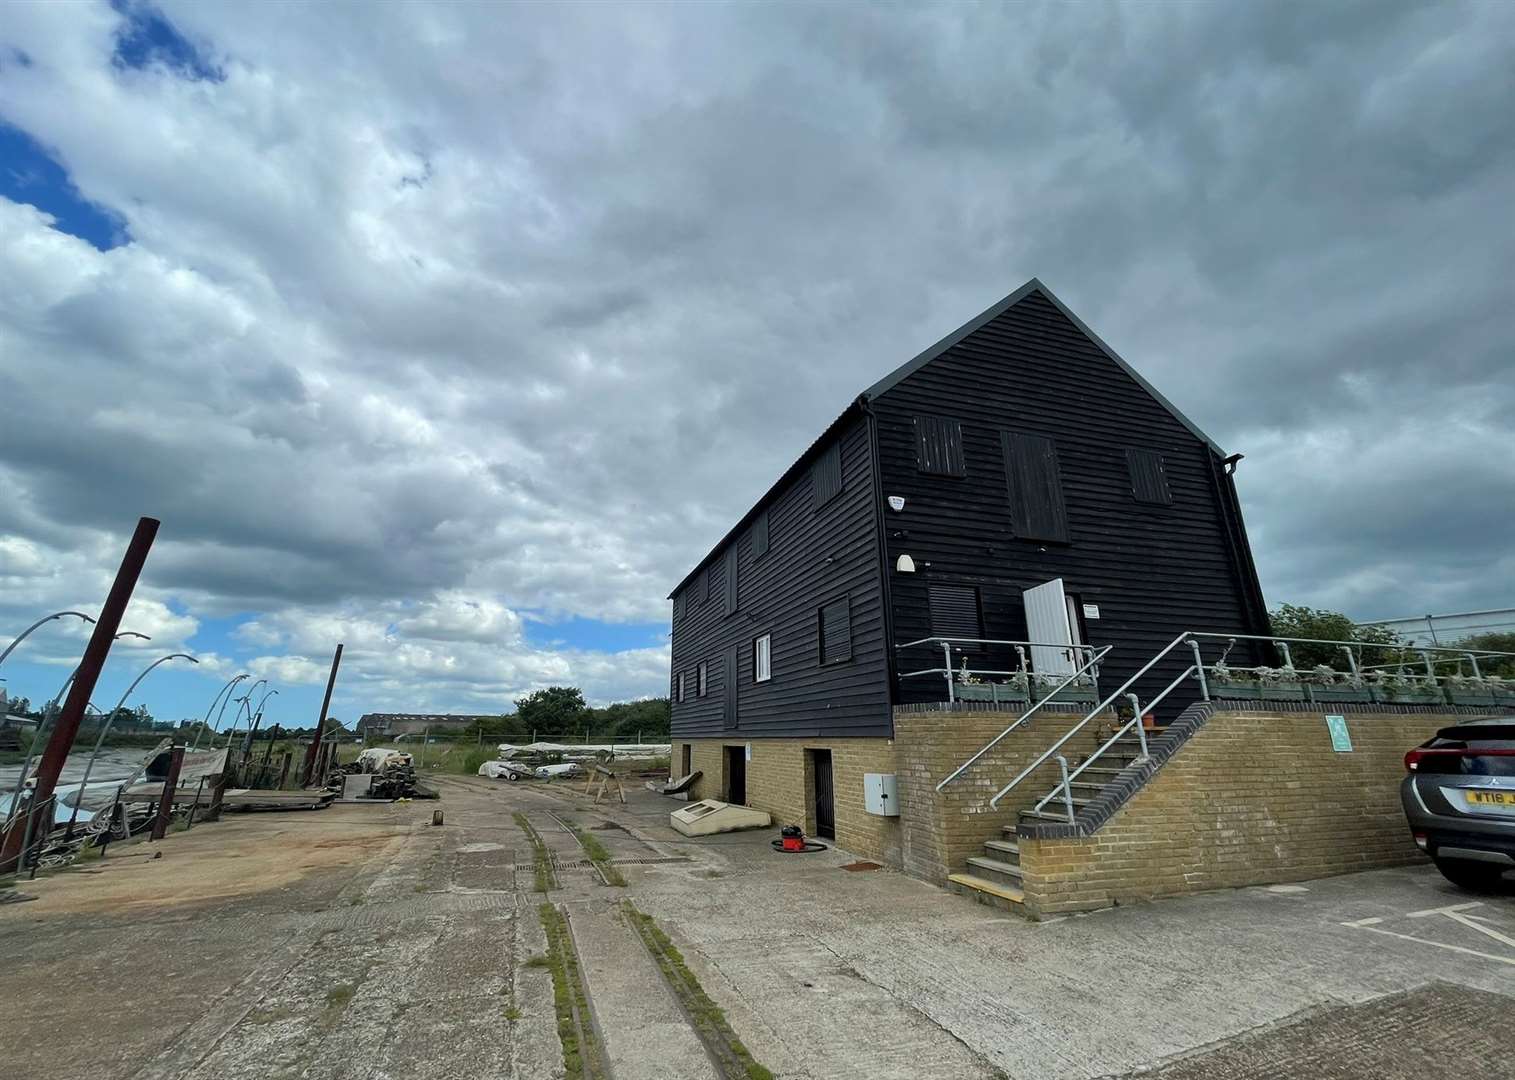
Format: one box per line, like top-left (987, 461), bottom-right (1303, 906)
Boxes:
top-left (1405, 746), bottom-right (1467, 772)
top-left (1405, 747), bottom-right (1431, 771)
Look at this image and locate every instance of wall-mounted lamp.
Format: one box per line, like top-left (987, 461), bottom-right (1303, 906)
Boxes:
top-left (895, 554), bottom-right (916, 573)
top-left (887, 496), bottom-right (906, 512)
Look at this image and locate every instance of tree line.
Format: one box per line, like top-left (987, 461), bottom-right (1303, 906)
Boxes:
top-left (459, 688), bottom-right (671, 742)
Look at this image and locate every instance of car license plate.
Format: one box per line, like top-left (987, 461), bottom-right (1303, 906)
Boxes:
top-left (1466, 790), bottom-right (1515, 807)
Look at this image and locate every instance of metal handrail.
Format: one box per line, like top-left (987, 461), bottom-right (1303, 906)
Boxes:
top-left (935, 645), bottom-right (1113, 792)
top-left (987, 628), bottom-right (1515, 815)
top-left (986, 632), bottom-right (1196, 810)
top-left (1031, 665), bottom-right (1196, 818)
top-left (896, 636), bottom-right (1103, 706)
top-left (895, 636), bottom-right (1105, 652)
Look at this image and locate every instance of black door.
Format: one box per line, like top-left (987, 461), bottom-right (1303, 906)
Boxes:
top-left (725, 745), bottom-right (746, 805)
top-left (681, 743), bottom-right (692, 778)
top-left (811, 749), bottom-right (835, 839)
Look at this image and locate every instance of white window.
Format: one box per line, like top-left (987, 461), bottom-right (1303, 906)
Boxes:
top-left (698, 660), bottom-right (708, 697)
top-left (676, 671), bottom-right (685, 703)
top-left (754, 634), bottom-right (771, 683)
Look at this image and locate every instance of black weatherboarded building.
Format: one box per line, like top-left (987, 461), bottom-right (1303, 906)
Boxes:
top-left (668, 279), bottom-right (1269, 851)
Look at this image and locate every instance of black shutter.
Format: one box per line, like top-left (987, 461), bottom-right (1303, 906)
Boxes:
top-left (929, 584), bottom-right (981, 639)
top-left (724, 646), bottom-right (738, 728)
top-left (751, 509), bottom-right (769, 558)
top-left (819, 595), bottom-right (852, 664)
top-left (702, 566), bottom-right (710, 603)
top-left (913, 416), bottom-right (966, 476)
top-left (812, 443), bottom-right (843, 507)
top-left (1126, 448), bottom-right (1172, 505)
top-left (674, 591), bottom-right (684, 623)
top-left (724, 547), bottom-right (737, 616)
top-left (1002, 432), bottom-right (1070, 542)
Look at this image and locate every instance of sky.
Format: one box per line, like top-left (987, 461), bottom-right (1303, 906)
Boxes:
top-left (1, 0), bottom-right (1512, 730)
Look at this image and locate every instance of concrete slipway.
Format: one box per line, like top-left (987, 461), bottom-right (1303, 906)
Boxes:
top-left (0, 774), bottom-right (1509, 1080)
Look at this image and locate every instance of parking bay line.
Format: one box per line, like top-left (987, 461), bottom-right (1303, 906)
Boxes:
top-left (1342, 902), bottom-right (1515, 967)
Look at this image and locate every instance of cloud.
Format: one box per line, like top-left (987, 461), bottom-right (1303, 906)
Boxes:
top-left (1, 0), bottom-right (1512, 718)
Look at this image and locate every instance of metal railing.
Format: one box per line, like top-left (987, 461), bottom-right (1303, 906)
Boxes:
top-left (987, 631), bottom-right (1515, 819)
top-left (931, 644), bottom-right (1114, 792)
top-left (896, 636), bottom-right (1104, 706)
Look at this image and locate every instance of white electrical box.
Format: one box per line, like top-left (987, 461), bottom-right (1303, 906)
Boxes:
top-left (863, 773), bottom-right (899, 817)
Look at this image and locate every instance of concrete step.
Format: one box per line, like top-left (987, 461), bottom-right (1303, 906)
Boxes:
top-left (947, 872), bottom-right (1024, 912)
top-left (966, 855), bottom-right (1024, 888)
top-left (1019, 808), bottom-right (1076, 823)
top-left (983, 838), bottom-right (1020, 862)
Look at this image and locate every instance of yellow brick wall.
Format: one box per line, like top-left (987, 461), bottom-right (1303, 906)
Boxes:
top-left (892, 708), bottom-right (1111, 884)
top-left (1018, 709), bottom-right (1450, 918)
top-left (676, 738), bottom-right (902, 865)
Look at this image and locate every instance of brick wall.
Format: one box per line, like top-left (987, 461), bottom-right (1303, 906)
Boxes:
top-left (676, 738), bottom-right (902, 865)
top-left (892, 706), bottom-right (1110, 885)
top-left (1017, 707), bottom-right (1452, 918)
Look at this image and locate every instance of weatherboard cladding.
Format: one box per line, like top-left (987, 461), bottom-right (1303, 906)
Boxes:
top-left (872, 288), bottom-right (1267, 711)
top-left (669, 415), bottom-right (891, 740)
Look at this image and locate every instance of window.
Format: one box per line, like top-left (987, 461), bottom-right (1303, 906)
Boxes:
top-left (724, 547), bottom-right (738, 616)
top-left (1001, 431), bottom-right (1070, 542)
top-left (1126, 448), bottom-right (1172, 505)
top-left (676, 671), bottom-right (686, 703)
top-left (754, 634), bottom-right (771, 682)
top-left (698, 660), bottom-right (708, 697)
top-left (914, 416), bottom-right (966, 476)
top-left (812, 443), bottom-right (843, 508)
top-left (929, 584), bottom-right (982, 639)
top-left (819, 595), bottom-right (852, 665)
top-left (674, 591), bottom-right (685, 624)
top-left (751, 509), bottom-right (769, 558)
top-left (701, 566), bottom-right (711, 603)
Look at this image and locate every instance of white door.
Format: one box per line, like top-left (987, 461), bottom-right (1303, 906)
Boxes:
top-left (1024, 578), bottom-right (1075, 675)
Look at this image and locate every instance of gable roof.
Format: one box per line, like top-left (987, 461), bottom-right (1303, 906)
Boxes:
top-left (668, 277), bottom-right (1225, 598)
top-left (861, 277), bottom-right (1225, 455)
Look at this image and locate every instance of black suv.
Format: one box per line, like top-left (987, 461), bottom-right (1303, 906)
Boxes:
top-left (1401, 716), bottom-right (1515, 890)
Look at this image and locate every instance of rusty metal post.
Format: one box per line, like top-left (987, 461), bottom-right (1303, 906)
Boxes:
top-left (277, 751), bottom-right (292, 790)
top-left (1, 517), bottom-right (158, 872)
top-left (302, 643), bottom-right (343, 785)
top-left (185, 777), bottom-right (207, 829)
top-left (150, 744), bottom-right (185, 841)
top-left (206, 767), bottom-right (228, 822)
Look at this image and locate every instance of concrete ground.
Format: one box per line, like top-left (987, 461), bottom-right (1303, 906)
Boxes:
top-left (1, 773), bottom-right (1511, 1080)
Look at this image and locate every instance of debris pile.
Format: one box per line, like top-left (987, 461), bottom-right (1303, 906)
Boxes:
top-left (328, 747), bottom-right (437, 800)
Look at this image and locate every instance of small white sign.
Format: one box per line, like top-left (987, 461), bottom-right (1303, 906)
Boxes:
top-left (744, 742), bottom-right (752, 762)
top-left (1082, 603), bottom-right (1101, 620)
top-left (887, 495), bottom-right (906, 512)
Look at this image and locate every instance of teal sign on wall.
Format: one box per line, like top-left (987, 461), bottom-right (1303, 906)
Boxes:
top-left (1326, 714), bottom-right (1352, 752)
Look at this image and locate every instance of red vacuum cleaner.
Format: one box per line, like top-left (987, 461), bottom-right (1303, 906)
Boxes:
top-left (772, 824), bottom-right (828, 853)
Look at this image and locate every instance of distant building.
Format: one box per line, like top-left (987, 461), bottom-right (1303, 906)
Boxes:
top-left (355, 713), bottom-right (492, 739)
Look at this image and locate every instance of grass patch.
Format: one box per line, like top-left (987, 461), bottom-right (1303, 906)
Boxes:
top-left (513, 812), bottom-right (555, 892)
top-left (503, 1003), bottom-right (523, 1021)
top-left (538, 902), bottom-right (608, 1079)
top-left (568, 823), bottom-right (626, 887)
top-left (623, 901), bottom-right (774, 1080)
top-left (320, 983), bottom-right (359, 1029)
top-left (524, 954), bottom-right (551, 969)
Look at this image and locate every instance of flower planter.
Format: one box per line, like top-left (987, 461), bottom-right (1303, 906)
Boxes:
top-left (1046, 686), bottom-right (1099, 706)
top-left (1443, 687), bottom-right (1500, 707)
top-left (1374, 688), bottom-right (1447, 705)
top-left (1306, 686), bottom-right (1374, 704)
top-left (1213, 682), bottom-right (1307, 702)
top-left (953, 683), bottom-right (1029, 705)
